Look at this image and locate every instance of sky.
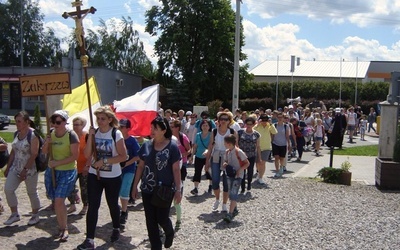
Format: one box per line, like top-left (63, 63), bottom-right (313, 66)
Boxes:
top-left (35, 0), bottom-right (400, 71)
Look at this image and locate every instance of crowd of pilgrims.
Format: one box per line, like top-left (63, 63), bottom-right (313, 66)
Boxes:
top-left (0, 101), bottom-right (377, 249)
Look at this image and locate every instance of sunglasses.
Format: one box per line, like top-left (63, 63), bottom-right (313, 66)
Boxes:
top-left (53, 120), bottom-right (63, 125)
top-left (219, 117), bottom-right (229, 121)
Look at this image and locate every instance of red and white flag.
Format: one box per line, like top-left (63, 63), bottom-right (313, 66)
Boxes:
top-left (114, 84), bottom-right (159, 136)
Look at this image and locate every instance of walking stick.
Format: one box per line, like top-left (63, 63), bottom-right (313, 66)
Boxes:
top-left (44, 91), bottom-right (56, 188)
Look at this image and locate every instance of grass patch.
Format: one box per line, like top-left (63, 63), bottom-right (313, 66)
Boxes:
top-left (0, 131), bottom-right (14, 143)
top-left (334, 145), bottom-right (378, 156)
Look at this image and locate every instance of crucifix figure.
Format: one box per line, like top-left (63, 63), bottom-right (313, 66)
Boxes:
top-left (62, 0), bottom-right (96, 47)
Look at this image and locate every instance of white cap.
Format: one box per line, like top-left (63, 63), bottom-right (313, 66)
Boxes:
top-left (335, 108), bottom-right (341, 113)
top-left (185, 111), bottom-right (192, 116)
top-left (288, 105), bottom-right (293, 109)
top-left (237, 119), bottom-right (243, 124)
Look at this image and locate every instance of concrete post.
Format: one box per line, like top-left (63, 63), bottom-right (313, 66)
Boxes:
top-left (377, 101), bottom-right (399, 159)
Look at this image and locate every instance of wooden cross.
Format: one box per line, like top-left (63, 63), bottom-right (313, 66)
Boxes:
top-left (62, 0), bottom-right (96, 48)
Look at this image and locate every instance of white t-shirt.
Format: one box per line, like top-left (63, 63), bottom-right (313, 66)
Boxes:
top-left (89, 127), bottom-right (124, 178)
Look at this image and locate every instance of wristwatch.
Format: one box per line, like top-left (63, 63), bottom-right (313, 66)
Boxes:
top-left (103, 158), bottom-right (108, 165)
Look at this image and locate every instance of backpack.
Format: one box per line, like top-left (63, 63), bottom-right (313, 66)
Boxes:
top-left (178, 132), bottom-right (191, 151)
top-left (14, 129), bottom-right (47, 172)
top-left (0, 138), bottom-right (9, 169)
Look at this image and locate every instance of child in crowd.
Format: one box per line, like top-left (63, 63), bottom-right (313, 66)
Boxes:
top-left (314, 118), bottom-right (325, 156)
top-left (222, 135), bottom-right (249, 223)
top-left (359, 115), bottom-right (368, 141)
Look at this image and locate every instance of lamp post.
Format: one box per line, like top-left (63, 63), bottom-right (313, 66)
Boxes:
top-left (232, 0), bottom-right (241, 112)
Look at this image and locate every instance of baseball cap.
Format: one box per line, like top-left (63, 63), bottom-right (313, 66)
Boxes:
top-left (185, 111), bottom-right (192, 116)
top-left (119, 118), bottom-right (131, 128)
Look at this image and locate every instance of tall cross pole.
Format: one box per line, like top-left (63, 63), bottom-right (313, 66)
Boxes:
top-left (62, 0), bottom-right (96, 127)
top-left (63, 1), bottom-right (100, 179)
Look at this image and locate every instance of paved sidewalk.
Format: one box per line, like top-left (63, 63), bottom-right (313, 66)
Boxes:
top-left (293, 154), bottom-right (376, 185)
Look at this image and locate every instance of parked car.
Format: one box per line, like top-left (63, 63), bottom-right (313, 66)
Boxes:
top-left (0, 114), bottom-right (10, 129)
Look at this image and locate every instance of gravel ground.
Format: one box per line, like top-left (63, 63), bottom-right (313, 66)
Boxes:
top-left (0, 169), bottom-right (399, 250)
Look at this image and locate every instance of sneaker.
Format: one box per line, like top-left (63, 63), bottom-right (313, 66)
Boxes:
top-left (274, 173), bottom-right (282, 178)
top-left (128, 198), bottom-right (135, 205)
top-left (67, 205), bottom-right (76, 214)
top-left (190, 188), bottom-right (198, 195)
top-left (240, 189), bottom-right (245, 194)
top-left (279, 167), bottom-right (284, 175)
top-left (207, 185), bottom-right (212, 194)
top-left (77, 239), bottom-right (95, 250)
top-left (212, 200), bottom-right (220, 212)
top-left (232, 207), bottom-right (239, 217)
top-left (164, 231), bottom-right (175, 248)
top-left (110, 229), bottom-right (120, 243)
top-left (120, 211), bottom-right (128, 230)
top-left (28, 214), bottom-right (40, 226)
top-left (283, 166), bottom-right (287, 172)
top-left (175, 220), bottom-right (181, 232)
top-left (257, 178), bottom-right (266, 185)
top-left (4, 213), bottom-right (20, 225)
top-left (221, 204), bottom-right (228, 213)
top-left (223, 213), bottom-right (233, 223)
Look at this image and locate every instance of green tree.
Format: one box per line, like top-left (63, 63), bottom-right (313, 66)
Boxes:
top-left (145, 0), bottom-right (251, 105)
top-left (0, 0), bottom-right (62, 67)
top-left (85, 17), bottom-right (156, 80)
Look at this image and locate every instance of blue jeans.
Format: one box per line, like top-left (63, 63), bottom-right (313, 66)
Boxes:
top-left (142, 192), bottom-right (174, 250)
top-left (211, 158), bottom-right (228, 192)
top-left (227, 177), bottom-right (241, 201)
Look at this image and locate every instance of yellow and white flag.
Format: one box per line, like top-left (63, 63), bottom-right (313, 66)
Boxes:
top-left (62, 76), bottom-right (101, 131)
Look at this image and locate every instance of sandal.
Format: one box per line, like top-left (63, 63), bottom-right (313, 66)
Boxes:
top-left (54, 229), bottom-right (69, 242)
top-left (60, 230), bottom-right (69, 242)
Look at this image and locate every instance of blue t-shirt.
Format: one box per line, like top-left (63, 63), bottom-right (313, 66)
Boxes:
top-left (139, 140), bottom-right (181, 194)
top-left (194, 132), bottom-right (211, 158)
top-left (122, 136), bottom-right (140, 174)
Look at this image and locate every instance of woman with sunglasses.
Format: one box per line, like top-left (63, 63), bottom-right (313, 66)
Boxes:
top-left (3, 111), bottom-right (41, 226)
top-left (42, 110), bottom-right (79, 242)
top-left (132, 116), bottom-right (182, 250)
top-left (77, 106), bottom-right (127, 250)
top-left (205, 111), bottom-right (237, 213)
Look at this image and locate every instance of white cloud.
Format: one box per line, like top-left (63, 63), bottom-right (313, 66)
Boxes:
top-left (137, 0), bottom-right (160, 10)
top-left (243, 19), bottom-right (400, 70)
top-left (245, 0), bottom-right (400, 28)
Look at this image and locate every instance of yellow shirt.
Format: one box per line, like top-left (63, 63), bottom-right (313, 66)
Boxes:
top-left (254, 123), bottom-right (278, 151)
top-left (51, 130), bottom-right (76, 171)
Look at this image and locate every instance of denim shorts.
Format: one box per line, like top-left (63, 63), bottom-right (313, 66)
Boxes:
top-left (315, 136), bottom-right (323, 142)
top-left (45, 168), bottom-right (77, 200)
top-left (119, 172), bottom-right (134, 200)
top-left (227, 177), bottom-right (241, 201)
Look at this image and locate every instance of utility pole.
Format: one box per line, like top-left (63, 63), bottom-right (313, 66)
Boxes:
top-left (232, 0), bottom-right (241, 112)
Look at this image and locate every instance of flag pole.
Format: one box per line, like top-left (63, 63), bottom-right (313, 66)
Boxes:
top-left (62, 1), bottom-right (99, 178)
